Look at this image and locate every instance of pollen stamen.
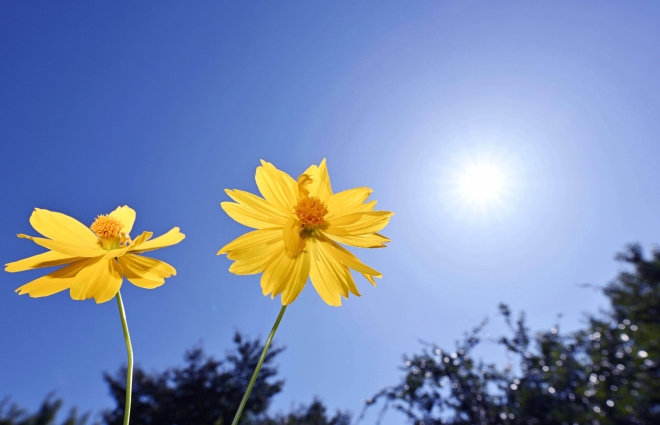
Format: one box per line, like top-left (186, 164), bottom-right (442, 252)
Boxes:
top-left (295, 196), bottom-right (328, 227)
top-left (90, 215), bottom-right (125, 249)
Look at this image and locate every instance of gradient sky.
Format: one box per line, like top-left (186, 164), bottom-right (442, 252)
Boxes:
top-left (2, 2), bottom-right (660, 424)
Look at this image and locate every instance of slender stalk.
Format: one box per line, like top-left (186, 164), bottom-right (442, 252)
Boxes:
top-left (116, 291), bottom-right (133, 425)
top-left (231, 305), bottom-right (287, 425)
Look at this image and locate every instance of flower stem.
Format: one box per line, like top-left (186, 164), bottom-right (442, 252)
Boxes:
top-left (231, 305), bottom-right (287, 425)
top-left (115, 290), bottom-right (133, 425)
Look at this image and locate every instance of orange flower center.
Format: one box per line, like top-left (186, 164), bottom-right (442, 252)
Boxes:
top-left (295, 196), bottom-right (328, 227)
top-left (90, 215), bottom-right (130, 250)
top-left (91, 215), bottom-right (123, 239)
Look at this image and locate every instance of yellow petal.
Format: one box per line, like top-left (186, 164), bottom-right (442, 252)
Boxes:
top-left (301, 164), bottom-right (318, 180)
top-left (104, 246), bottom-right (130, 259)
top-left (356, 200), bottom-right (377, 212)
top-left (222, 202), bottom-right (285, 230)
top-left (109, 205), bottom-right (136, 235)
top-left (130, 228), bottom-right (184, 253)
top-left (280, 248), bottom-right (311, 305)
top-left (296, 174), bottom-right (313, 199)
top-left (6, 250), bottom-right (80, 272)
top-left (225, 189), bottom-right (289, 224)
top-left (324, 232), bottom-right (391, 248)
top-left (228, 247), bottom-right (281, 275)
top-left (104, 231), bottom-right (152, 259)
top-left (29, 208), bottom-right (99, 245)
top-left (218, 229), bottom-right (283, 275)
top-left (69, 257), bottom-right (121, 302)
top-left (361, 273), bottom-right (377, 286)
top-left (218, 228), bottom-right (280, 254)
top-left (15, 259), bottom-right (94, 298)
top-left (259, 244), bottom-right (292, 296)
top-left (324, 211), bottom-right (393, 236)
top-left (129, 231), bottom-right (153, 248)
top-left (282, 218), bottom-right (305, 256)
top-left (315, 238), bottom-right (351, 298)
top-left (221, 188), bottom-right (289, 229)
top-left (301, 159), bottom-right (333, 201)
top-left (91, 260), bottom-right (123, 303)
top-left (325, 187), bottom-right (373, 219)
top-left (121, 254), bottom-right (176, 278)
top-left (18, 234), bottom-right (105, 258)
top-left (255, 160), bottom-right (297, 214)
top-left (318, 235), bottom-right (382, 277)
top-left (307, 237), bottom-right (355, 306)
top-left (259, 243), bottom-right (311, 304)
top-left (118, 254), bottom-right (172, 289)
top-left (275, 168), bottom-right (300, 201)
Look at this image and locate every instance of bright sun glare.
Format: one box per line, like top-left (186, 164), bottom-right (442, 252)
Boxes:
top-left (457, 162), bottom-right (506, 204)
top-left (447, 151), bottom-right (517, 220)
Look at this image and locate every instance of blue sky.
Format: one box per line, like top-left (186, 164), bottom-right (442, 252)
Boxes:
top-left (1, 1), bottom-right (660, 423)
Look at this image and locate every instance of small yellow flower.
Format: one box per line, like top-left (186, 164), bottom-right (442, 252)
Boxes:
top-left (218, 159), bottom-right (392, 306)
top-left (6, 206), bottom-right (185, 303)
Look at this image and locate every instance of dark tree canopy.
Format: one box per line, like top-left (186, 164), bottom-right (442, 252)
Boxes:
top-left (0, 395), bottom-right (89, 425)
top-left (252, 399), bottom-right (350, 425)
top-left (6, 244), bottom-right (658, 425)
top-left (2, 332), bottom-right (347, 425)
top-left (366, 244), bottom-right (660, 425)
top-left (103, 333), bottom-right (285, 425)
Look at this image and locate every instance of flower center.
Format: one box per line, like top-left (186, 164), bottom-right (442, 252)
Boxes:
top-left (90, 215), bottom-right (127, 250)
top-left (295, 196), bottom-right (328, 227)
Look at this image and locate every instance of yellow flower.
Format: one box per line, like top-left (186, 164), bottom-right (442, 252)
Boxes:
top-left (218, 159), bottom-right (392, 306)
top-left (5, 206), bottom-right (185, 303)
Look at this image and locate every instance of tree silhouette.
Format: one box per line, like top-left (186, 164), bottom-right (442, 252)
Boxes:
top-left (0, 395), bottom-right (90, 425)
top-left (8, 244), bottom-right (659, 424)
top-left (252, 398), bottom-right (350, 425)
top-left (365, 244), bottom-right (660, 425)
top-left (103, 333), bottom-right (284, 425)
top-left (3, 333), bottom-right (347, 425)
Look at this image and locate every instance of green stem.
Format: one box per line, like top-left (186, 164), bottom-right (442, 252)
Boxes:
top-left (116, 291), bottom-right (133, 425)
top-left (231, 305), bottom-right (287, 425)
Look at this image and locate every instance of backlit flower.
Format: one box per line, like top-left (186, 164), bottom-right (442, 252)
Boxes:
top-left (218, 159), bottom-right (392, 306)
top-left (6, 206), bottom-right (185, 303)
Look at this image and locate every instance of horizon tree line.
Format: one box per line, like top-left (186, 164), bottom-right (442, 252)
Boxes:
top-left (2, 243), bottom-right (658, 425)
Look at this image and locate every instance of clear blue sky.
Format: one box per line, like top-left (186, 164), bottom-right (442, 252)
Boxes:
top-left (2, 2), bottom-right (660, 423)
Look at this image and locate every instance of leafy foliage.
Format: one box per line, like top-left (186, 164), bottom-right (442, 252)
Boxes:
top-left (366, 244), bottom-right (660, 425)
top-left (8, 244), bottom-right (659, 425)
top-left (103, 333), bottom-right (284, 425)
top-left (0, 395), bottom-right (90, 425)
top-left (3, 332), bottom-right (346, 425)
top-left (252, 398), bottom-right (350, 425)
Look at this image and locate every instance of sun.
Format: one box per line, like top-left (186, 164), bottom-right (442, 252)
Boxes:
top-left (456, 161), bottom-right (507, 205)
top-left (446, 151), bottom-right (518, 220)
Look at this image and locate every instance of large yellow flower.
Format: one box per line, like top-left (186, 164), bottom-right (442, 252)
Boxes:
top-left (218, 159), bottom-right (392, 306)
top-left (5, 206), bottom-right (185, 303)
